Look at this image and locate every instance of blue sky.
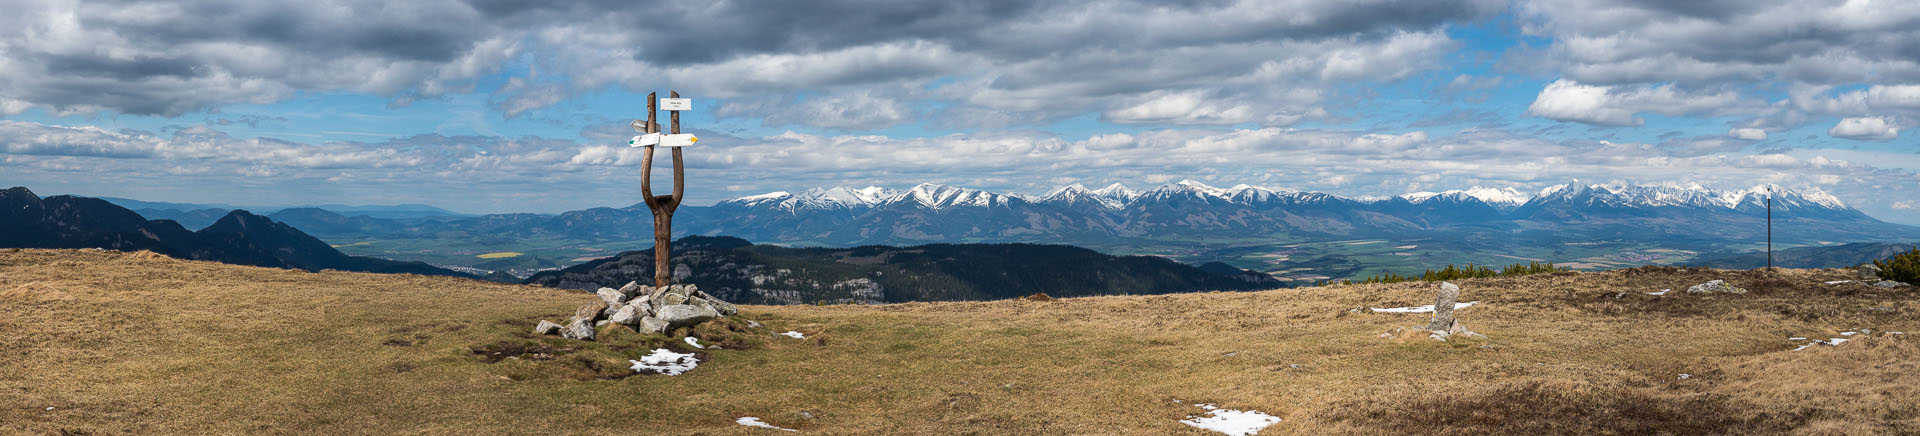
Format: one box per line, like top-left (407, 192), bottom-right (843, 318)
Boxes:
top-left (2, 0), bottom-right (1917, 223)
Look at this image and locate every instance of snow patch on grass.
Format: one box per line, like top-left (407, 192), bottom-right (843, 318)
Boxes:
top-left (684, 337), bottom-right (705, 349)
top-left (1647, 289), bottom-right (1670, 296)
top-left (779, 331), bottom-right (806, 339)
top-left (1370, 301), bottom-right (1476, 313)
top-left (735, 417), bottom-right (797, 432)
top-left (1793, 330), bottom-right (1866, 351)
top-left (630, 349), bottom-right (699, 375)
top-left (1181, 403), bottom-right (1281, 436)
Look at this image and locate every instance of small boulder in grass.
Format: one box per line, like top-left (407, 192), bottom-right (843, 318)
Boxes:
top-left (562, 317), bottom-right (596, 341)
top-left (1858, 264), bottom-right (1883, 281)
top-left (533, 320), bottom-right (563, 335)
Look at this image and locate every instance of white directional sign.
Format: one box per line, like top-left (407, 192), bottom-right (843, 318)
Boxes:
top-left (628, 133), bottom-right (661, 147)
top-left (628, 133), bottom-right (698, 147)
top-left (659, 98), bottom-right (692, 111)
top-left (660, 133), bottom-right (699, 147)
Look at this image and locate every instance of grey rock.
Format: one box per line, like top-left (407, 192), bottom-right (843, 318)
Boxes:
top-left (597, 287), bottom-right (627, 306)
top-left (657, 304), bottom-right (720, 331)
top-left (1858, 264), bottom-right (1883, 281)
top-left (1686, 279), bottom-right (1747, 294)
top-left (533, 320), bottom-right (563, 335)
top-left (1426, 282), bottom-right (1461, 331)
top-left (661, 291), bottom-right (690, 306)
top-left (561, 317), bottom-right (596, 341)
top-left (636, 315), bottom-right (670, 335)
top-left (594, 320), bottom-right (609, 328)
top-left (1873, 280), bottom-right (1910, 288)
top-left (576, 300), bottom-right (611, 322)
top-left (617, 281), bottom-right (644, 298)
top-left (707, 298), bottom-right (739, 317)
top-left (609, 304), bottom-right (642, 325)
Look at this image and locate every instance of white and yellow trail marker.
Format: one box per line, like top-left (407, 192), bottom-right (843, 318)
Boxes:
top-left (628, 133), bottom-right (699, 148)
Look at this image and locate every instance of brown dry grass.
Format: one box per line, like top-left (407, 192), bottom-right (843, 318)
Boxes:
top-left (1, 249), bottom-right (1915, 435)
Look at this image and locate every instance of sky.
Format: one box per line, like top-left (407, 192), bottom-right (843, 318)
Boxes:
top-left (1, 0), bottom-right (1918, 223)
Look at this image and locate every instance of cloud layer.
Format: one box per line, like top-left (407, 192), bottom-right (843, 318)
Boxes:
top-left (3, 0), bottom-right (1919, 224)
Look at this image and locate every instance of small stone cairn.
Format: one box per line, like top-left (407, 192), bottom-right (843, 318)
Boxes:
top-left (1382, 281), bottom-right (1486, 342)
top-left (533, 281), bottom-right (738, 341)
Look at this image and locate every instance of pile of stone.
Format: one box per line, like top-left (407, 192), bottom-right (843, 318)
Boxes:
top-left (1685, 279), bottom-right (1748, 294)
top-left (1857, 264), bottom-right (1913, 289)
top-left (534, 281), bottom-right (738, 341)
top-left (1381, 282), bottom-right (1486, 342)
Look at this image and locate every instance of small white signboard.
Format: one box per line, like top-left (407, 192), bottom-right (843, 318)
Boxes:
top-left (659, 98), bottom-right (692, 111)
top-left (628, 133), bottom-right (661, 147)
top-left (660, 133), bottom-right (699, 147)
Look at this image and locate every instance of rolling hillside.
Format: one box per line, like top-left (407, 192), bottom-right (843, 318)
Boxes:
top-left (3, 248), bottom-right (1915, 435)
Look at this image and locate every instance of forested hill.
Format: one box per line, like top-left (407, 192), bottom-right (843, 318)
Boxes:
top-left (523, 236), bottom-right (1281, 304)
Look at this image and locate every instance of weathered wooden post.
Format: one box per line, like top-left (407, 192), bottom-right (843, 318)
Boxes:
top-left (634, 91), bottom-right (696, 286)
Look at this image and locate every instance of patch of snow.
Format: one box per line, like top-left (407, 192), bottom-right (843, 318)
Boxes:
top-left (1825, 280), bottom-right (1855, 285)
top-left (736, 191), bottom-right (791, 202)
top-left (779, 331), bottom-right (806, 339)
top-left (684, 337), bottom-right (705, 349)
top-left (747, 320), bottom-right (762, 328)
top-left (1370, 301), bottom-right (1478, 313)
top-left (1677, 373), bottom-right (1692, 380)
top-left (1788, 337), bottom-right (1807, 341)
top-left (46, 407), bottom-right (54, 411)
top-left (1841, 331), bottom-right (1858, 336)
top-left (1794, 336), bottom-right (1853, 351)
top-left (1181, 403), bottom-right (1281, 436)
top-left (630, 349), bottom-right (700, 375)
top-left (1647, 289), bottom-right (1670, 296)
top-left (736, 417), bottom-right (798, 432)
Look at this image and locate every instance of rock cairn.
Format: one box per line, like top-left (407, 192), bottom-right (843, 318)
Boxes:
top-left (534, 281), bottom-right (738, 341)
top-left (1382, 281), bottom-right (1486, 342)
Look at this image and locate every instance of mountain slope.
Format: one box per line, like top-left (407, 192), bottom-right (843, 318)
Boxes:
top-left (0, 187), bottom-right (468, 277)
top-left (523, 236), bottom-right (1280, 303)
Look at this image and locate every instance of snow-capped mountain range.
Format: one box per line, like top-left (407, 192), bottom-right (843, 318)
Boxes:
top-left (686, 178), bottom-right (1907, 246)
top-left (719, 179), bottom-right (1850, 214)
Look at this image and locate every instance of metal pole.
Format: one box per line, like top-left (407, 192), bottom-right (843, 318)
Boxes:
top-left (1766, 188), bottom-right (1772, 271)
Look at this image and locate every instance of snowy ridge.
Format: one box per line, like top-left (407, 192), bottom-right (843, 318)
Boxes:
top-left (1524, 180), bottom-right (1849, 211)
top-left (1399, 187), bottom-right (1529, 206)
top-left (720, 180), bottom-right (1856, 213)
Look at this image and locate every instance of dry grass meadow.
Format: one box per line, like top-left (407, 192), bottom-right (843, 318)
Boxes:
top-left (2, 248), bottom-right (1916, 435)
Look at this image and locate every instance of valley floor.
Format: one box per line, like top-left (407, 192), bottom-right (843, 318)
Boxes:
top-left (2, 248), bottom-right (1915, 435)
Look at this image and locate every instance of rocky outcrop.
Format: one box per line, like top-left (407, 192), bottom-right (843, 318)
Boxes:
top-left (1857, 264), bottom-right (1882, 281)
top-left (535, 281), bottom-right (739, 340)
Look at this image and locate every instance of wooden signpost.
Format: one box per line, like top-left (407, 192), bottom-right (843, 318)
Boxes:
top-left (633, 91), bottom-right (699, 286)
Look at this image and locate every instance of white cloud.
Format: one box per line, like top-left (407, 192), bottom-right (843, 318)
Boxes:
top-left (1728, 128), bottom-right (1767, 140)
top-left (1104, 91), bottom-right (1258, 125)
top-left (1828, 117), bottom-right (1899, 141)
top-left (1526, 79), bottom-right (1744, 126)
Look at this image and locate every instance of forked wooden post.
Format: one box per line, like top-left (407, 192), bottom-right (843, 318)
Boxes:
top-left (638, 90), bottom-right (687, 286)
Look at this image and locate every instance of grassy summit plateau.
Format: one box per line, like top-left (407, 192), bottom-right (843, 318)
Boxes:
top-left (2, 248), bottom-right (1914, 435)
